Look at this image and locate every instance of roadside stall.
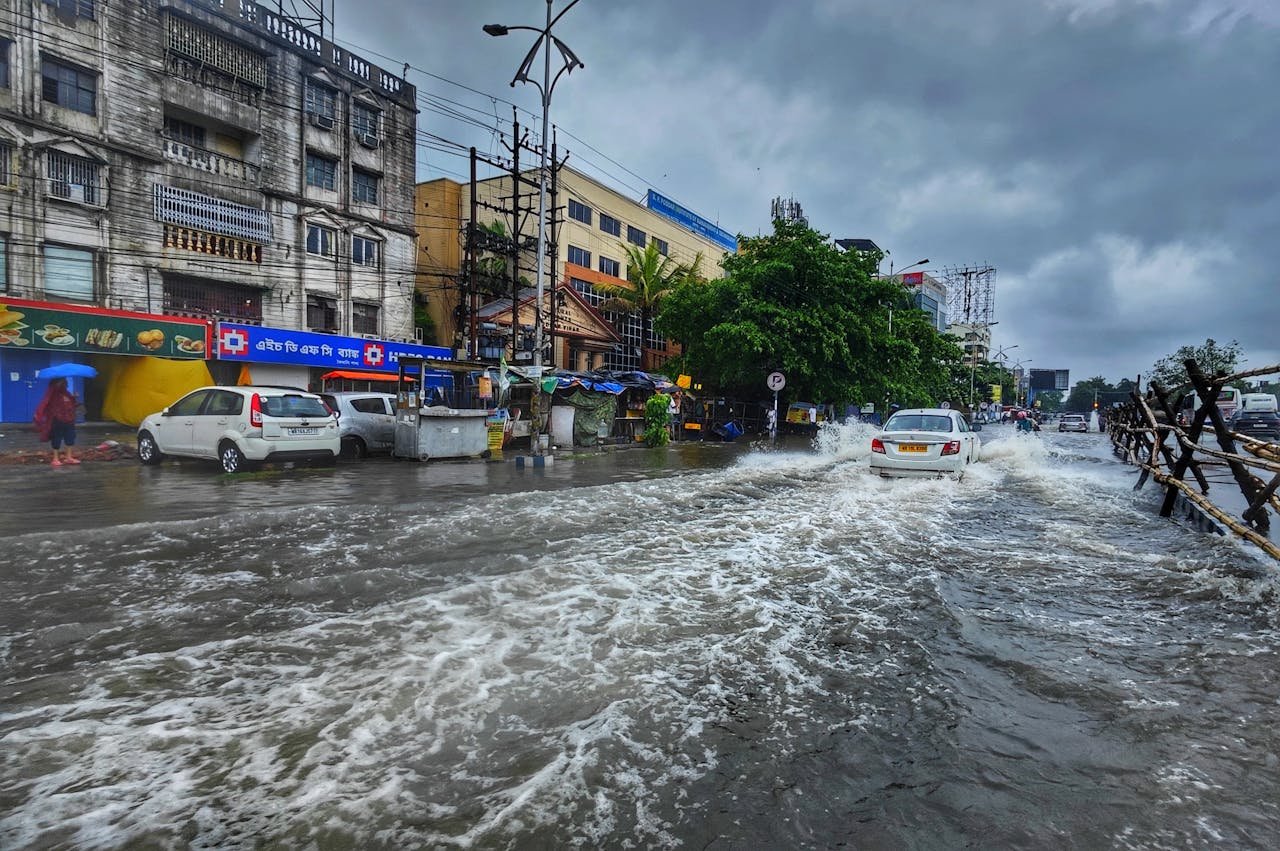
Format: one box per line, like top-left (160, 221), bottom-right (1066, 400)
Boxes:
top-left (392, 356), bottom-right (496, 461)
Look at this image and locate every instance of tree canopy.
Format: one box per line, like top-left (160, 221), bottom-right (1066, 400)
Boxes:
top-left (1147, 338), bottom-right (1243, 391)
top-left (656, 220), bottom-right (968, 409)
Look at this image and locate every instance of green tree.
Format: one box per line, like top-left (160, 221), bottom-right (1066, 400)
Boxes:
top-left (592, 241), bottom-right (701, 368)
top-left (1064, 376), bottom-right (1114, 412)
top-left (657, 219), bottom-right (963, 408)
top-left (1147, 338), bottom-right (1243, 391)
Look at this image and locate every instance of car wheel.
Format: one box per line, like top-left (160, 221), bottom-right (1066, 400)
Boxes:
top-left (219, 441), bottom-right (249, 474)
top-left (340, 437), bottom-right (367, 460)
top-left (137, 431), bottom-right (164, 466)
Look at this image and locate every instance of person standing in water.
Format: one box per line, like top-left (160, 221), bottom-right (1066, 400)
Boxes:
top-left (34, 377), bottom-right (81, 467)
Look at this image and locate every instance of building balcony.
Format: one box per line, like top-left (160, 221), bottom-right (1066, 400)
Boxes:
top-left (162, 138), bottom-right (259, 183)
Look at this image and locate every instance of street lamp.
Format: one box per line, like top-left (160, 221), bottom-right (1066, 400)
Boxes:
top-left (485, 1), bottom-right (584, 457)
top-left (894, 258), bottom-right (929, 276)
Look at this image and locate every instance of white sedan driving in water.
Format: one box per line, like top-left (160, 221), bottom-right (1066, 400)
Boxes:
top-left (870, 408), bottom-right (981, 478)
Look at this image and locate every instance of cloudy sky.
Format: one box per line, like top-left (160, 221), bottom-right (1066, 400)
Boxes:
top-left (337, 0), bottom-right (1278, 386)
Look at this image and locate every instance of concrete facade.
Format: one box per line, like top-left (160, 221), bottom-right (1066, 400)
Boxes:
top-left (417, 167), bottom-right (734, 371)
top-left (0, 0), bottom-right (417, 340)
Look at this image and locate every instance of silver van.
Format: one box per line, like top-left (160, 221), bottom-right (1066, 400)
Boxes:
top-left (320, 391), bottom-right (397, 458)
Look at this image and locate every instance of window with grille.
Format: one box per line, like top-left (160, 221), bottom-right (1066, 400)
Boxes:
top-left (568, 199), bottom-right (592, 225)
top-left (352, 102), bottom-right (379, 139)
top-left (153, 184), bottom-right (270, 242)
top-left (599, 213), bottom-right (621, 237)
top-left (654, 238), bottom-right (669, 256)
top-left (166, 16), bottom-right (266, 89)
top-left (0, 234), bottom-right (7, 291)
top-left (163, 115), bottom-right (206, 148)
top-left (44, 245), bottom-right (94, 300)
top-left (567, 245), bottom-right (590, 267)
top-left (306, 224), bottom-right (336, 257)
top-left (627, 225), bottom-right (646, 247)
top-left (0, 39), bottom-right (10, 89)
top-left (352, 235), bottom-right (378, 267)
top-left (0, 141), bottom-right (13, 187)
top-left (307, 294), bottom-right (338, 331)
top-left (305, 81), bottom-right (336, 120)
top-left (162, 276), bottom-right (263, 322)
top-left (599, 256), bottom-right (619, 277)
top-left (306, 153), bottom-right (336, 191)
top-left (41, 59), bottom-right (96, 115)
top-left (44, 0), bottom-right (95, 20)
top-left (47, 150), bottom-right (102, 205)
top-left (351, 169), bottom-right (378, 204)
top-left (352, 302), bottom-right (379, 335)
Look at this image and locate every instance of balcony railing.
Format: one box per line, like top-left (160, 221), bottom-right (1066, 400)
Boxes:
top-left (161, 137), bottom-right (259, 182)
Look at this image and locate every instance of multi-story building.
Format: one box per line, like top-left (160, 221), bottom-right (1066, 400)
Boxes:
top-left (0, 0), bottom-right (432, 421)
top-left (898, 271), bottom-right (948, 333)
top-left (947, 322), bottom-right (992, 365)
top-left (417, 166), bottom-right (736, 372)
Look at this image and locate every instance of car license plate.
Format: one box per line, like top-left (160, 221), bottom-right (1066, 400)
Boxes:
top-left (290, 427), bottom-right (319, 435)
top-left (900, 443), bottom-right (927, 453)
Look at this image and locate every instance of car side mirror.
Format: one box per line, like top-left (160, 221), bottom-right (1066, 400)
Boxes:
top-left (161, 407), bottom-right (171, 416)
top-left (972, 422), bottom-right (983, 432)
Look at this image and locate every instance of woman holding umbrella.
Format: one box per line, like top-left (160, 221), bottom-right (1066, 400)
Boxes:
top-left (34, 376), bottom-right (82, 467)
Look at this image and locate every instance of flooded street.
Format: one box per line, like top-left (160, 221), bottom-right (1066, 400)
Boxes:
top-left (2, 424), bottom-right (1279, 849)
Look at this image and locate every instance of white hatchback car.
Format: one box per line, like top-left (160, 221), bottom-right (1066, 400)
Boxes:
top-left (137, 386), bottom-right (340, 473)
top-left (870, 408), bottom-right (981, 478)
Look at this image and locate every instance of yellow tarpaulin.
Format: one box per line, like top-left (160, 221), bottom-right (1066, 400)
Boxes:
top-left (97, 356), bottom-right (213, 426)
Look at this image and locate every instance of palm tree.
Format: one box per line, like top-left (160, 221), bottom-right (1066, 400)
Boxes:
top-left (593, 241), bottom-right (701, 370)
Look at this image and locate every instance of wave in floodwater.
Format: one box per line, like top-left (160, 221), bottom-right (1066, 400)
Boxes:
top-left (2, 423), bottom-right (1279, 849)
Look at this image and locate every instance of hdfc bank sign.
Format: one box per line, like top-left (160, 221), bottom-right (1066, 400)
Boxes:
top-left (214, 323), bottom-right (452, 369)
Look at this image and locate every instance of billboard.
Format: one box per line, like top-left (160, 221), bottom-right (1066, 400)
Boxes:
top-left (645, 190), bottom-right (738, 253)
top-left (215, 323), bottom-right (451, 370)
top-left (1029, 368), bottom-right (1069, 391)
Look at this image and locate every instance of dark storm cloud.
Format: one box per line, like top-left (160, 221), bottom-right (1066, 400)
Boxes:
top-left (340, 0), bottom-right (1278, 384)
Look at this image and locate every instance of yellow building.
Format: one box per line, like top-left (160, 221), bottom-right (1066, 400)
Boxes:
top-left (416, 166), bottom-right (735, 371)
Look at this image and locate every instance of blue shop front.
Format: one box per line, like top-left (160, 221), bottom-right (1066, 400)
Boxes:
top-left (213, 322), bottom-right (454, 392)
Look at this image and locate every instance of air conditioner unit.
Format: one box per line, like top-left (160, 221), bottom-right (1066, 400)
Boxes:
top-left (359, 333), bottom-right (381, 340)
top-left (67, 184), bottom-right (86, 203)
top-left (358, 133), bottom-right (380, 149)
top-left (308, 112), bottom-right (334, 130)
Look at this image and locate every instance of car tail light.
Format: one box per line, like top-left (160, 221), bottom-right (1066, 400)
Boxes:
top-left (871, 438), bottom-right (886, 454)
top-left (249, 393), bottom-right (263, 428)
top-left (941, 440), bottom-right (961, 456)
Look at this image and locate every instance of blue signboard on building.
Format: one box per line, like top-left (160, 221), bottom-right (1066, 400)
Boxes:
top-left (215, 323), bottom-right (452, 370)
top-left (645, 190), bottom-right (738, 253)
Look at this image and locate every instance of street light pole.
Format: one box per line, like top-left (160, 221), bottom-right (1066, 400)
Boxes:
top-left (485, 1), bottom-right (584, 458)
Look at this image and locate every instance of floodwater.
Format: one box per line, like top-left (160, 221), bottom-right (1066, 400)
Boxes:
top-left (2, 424), bottom-right (1278, 849)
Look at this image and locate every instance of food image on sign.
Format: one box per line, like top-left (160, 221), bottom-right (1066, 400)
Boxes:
top-left (174, 334), bottom-right (205, 354)
top-left (0, 307), bottom-right (29, 346)
top-left (86, 328), bottom-right (125, 349)
top-left (35, 324), bottom-right (76, 346)
top-left (136, 329), bottom-right (166, 351)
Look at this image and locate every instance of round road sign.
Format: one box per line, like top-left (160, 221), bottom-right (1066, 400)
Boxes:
top-left (940, 400), bottom-right (951, 409)
top-left (766, 371), bottom-right (786, 391)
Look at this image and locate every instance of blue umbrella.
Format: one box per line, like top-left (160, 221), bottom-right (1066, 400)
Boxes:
top-left (37, 363), bottom-right (98, 379)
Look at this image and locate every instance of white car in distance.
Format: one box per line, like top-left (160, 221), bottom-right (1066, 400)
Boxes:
top-left (137, 385), bottom-right (340, 473)
top-left (870, 408), bottom-right (982, 478)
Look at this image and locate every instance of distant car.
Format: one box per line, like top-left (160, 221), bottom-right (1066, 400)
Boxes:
top-left (320, 391), bottom-right (397, 458)
top-left (137, 386), bottom-right (340, 473)
top-left (870, 408), bottom-right (981, 478)
top-left (1058, 414), bottom-right (1089, 433)
top-left (1228, 410), bottom-right (1280, 442)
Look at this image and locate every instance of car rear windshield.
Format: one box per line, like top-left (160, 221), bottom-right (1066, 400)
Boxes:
top-left (885, 414), bottom-right (953, 432)
top-left (1063, 416), bottom-right (1084, 422)
top-left (260, 394), bottom-right (330, 418)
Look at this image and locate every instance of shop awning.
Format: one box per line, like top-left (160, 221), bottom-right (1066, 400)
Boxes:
top-left (321, 369), bottom-right (406, 382)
